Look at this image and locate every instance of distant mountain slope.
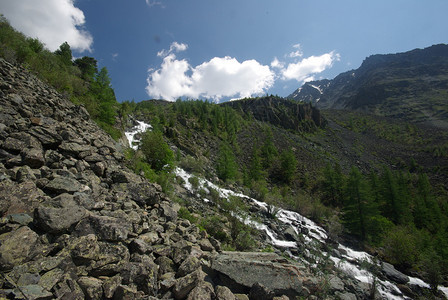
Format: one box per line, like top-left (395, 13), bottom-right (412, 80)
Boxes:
top-left (288, 44), bottom-right (448, 128)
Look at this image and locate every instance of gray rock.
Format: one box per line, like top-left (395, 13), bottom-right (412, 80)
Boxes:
top-left (88, 242), bottom-right (130, 276)
top-left (59, 141), bottom-right (91, 156)
top-left (113, 285), bottom-right (142, 300)
top-left (199, 238), bottom-right (214, 251)
top-left (130, 238), bottom-right (150, 255)
top-left (335, 292), bottom-right (357, 300)
top-left (74, 214), bottom-right (131, 242)
top-left (328, 275), bottom-right (345, 292)
top-left (39, 268), bottom-right (65, 291)
top-left (283, 226), bottom-right (300, 242)
top-left (17, 273), bottom-right (40, 286)
top-left (215, 285), bottom-right (236, 300)
top-left (155, 256), bottom-right (175, 276)
top-left (0, 226), bottom-right (40, 270)
top-left (78, 276), bottom-right (103, 300)
top-left (12, 284), bottom-right (53, 300)
top-left (2, 137), bottom-right (26, 153)
top-left (159, 272), bottom-right (177, 292)
top-left (160, 201), bottom-right (178, 222)
top-left (120, 261), bottom-right (158, 295)
top-left (173, 269), bottom-right (206, 300)
top-left (6, 213), bottom-right (33, 225)
top-left (177, 255), bottom-right (201, 277)
top-left (211, 252), bottom-right (302, 297)
top-left (92, 161), bottom-right (107, 177)
top-left (382, 262), bottom-right (409, 284)
top-left (187, 281), bottom-right (215, 300)
top-left (35, 193), bottom-right (86, 233)
top-left (44, 176), bottom-right (83, 194)
top-left (30, 126), bottom-right (62, 148)
top-left (21, 148), bottom-right (45, 168)
top-left (103, 275), bottom-right (122, 298)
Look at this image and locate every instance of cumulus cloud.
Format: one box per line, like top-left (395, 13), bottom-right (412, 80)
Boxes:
top-left (146, 42), bottom-right (275, 101)
top-left (0, 0), bottom-right (92, 52)
top-left (281, 51), bottom-right (340, 82)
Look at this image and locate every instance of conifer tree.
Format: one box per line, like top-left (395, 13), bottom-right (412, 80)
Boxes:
top-left (216, 142), bottom-right (238, 181)
top-left (321, 163), bottom-right (345, 206)
top-left (343, 166), bottom-right (378, 241)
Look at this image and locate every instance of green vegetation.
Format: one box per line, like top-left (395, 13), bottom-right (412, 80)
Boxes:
top-left (140, 130), bottom-right (174, 172)
top-left (0, 16), bottom-right (122, 139)
top-left (321, 163), bottom-right (448, 283)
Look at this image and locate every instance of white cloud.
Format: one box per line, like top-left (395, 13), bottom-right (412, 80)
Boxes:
top-left (288, 43), bottom-right (303, 58)
top-left (146, 43), bottom-right (275, 101)
top-left (270, 57), bottom-right (284, 69)
top-left (0, 0), bottom-right (93, 52)
top-left (281, 51), bottom-right (340, 82)
top-left (145, 0), bottom-right (165, 8)
top-left (157, 42), bottom-right (188, 57)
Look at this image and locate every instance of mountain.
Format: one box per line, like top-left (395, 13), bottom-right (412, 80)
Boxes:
top-left (288, 44), bottom-right (448, 128)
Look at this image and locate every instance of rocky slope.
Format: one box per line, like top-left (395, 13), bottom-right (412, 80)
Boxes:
top-left (0, 57), bottom-right (382, 299)
top-left (288, 44), bottom-right (448, 128)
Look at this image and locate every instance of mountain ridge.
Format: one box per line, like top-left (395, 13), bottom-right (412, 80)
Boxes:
top-left (288, 44), bottom-right (448, 128)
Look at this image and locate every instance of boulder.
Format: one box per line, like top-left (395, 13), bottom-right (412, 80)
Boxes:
top-left (283, 226), bottom-right (300, 242)
top-left (35, 193), bottom-right (86, 233)
top-left (29, 126), bottom-right (62, 149)
top-left (173, 269), bottom-right (206, 300)
top-left (12, 284), bottom-right (53, 300)
top-left (0, 179), bottom-right (46, 216)
top-left (102, 275), bottom-right (122, 298)
top-left (0, 226), bottom-right (40, 270)
top-left (381, 262), bottom-right (409, 284)
top-left (215, 285), bottom-right (236, 300)
top-left (44, 176), bottom-right (84, 194)
top-left (21, 148), bottom-right (45, 168)
top-left (177, 255), bottom-right (201, 277)
top-left (187, 281), bottom-right (215, 300)
top-left (78, 276), bottom-right (103, 300)
top-left (74, 214), bottom-right (131, 242)
top-left (211, 252), bottom-right (302, 297)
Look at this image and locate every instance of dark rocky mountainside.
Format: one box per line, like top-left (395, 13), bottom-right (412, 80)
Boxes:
top-left (288, 44), bottom-right (448, 128)
top-left (222, 96), bottom-right (326, 132)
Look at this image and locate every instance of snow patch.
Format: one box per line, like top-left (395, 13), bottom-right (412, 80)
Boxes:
top-left (309, 84), bottom-right (323, 94)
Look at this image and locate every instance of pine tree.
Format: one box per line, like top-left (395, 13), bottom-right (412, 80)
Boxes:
top-left (321, 163), bottom-right (345, 207)
top-left (279, 149), bottom-right (297, 184)
top-left (216, 142), bottom-right (238, 181)
top-left (248, 148), bottom-right (263, 182)
top-left (343, 166), bottom-right (378, 241)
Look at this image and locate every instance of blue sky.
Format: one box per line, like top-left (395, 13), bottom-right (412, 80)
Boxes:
top-left (1, 0), bottom-right (448, 102)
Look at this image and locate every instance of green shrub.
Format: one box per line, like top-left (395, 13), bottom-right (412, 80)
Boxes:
top-left (178, 207), bottom-right (198, 224)
top-left (140, 130), bottom-right (174, 172)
